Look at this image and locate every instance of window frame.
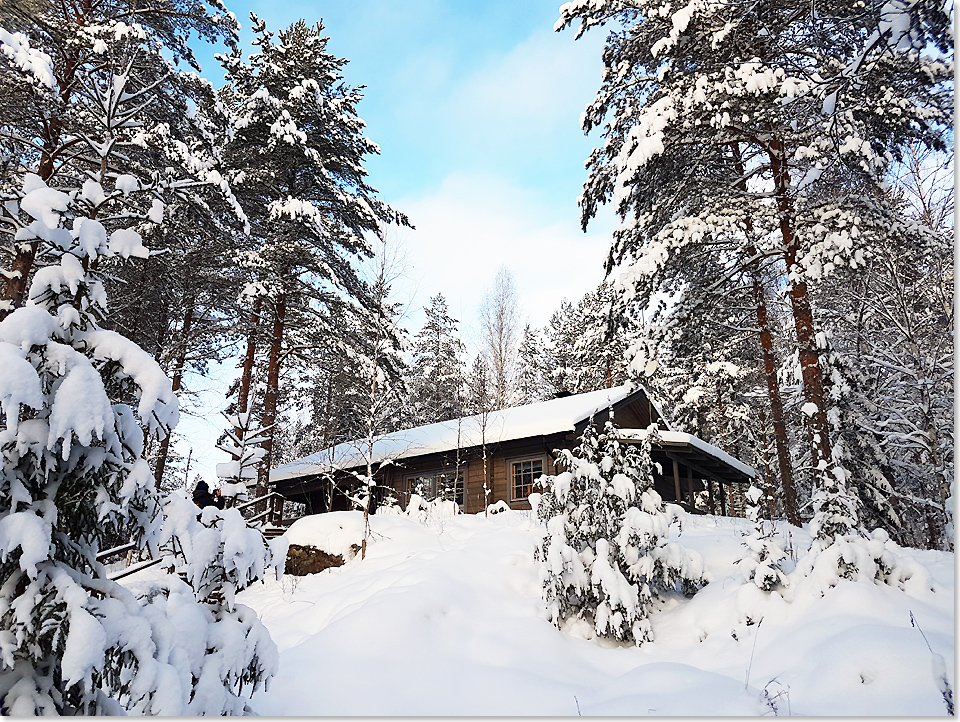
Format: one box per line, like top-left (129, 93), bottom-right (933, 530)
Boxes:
top-left (507, 454), bottom-right (547, 502)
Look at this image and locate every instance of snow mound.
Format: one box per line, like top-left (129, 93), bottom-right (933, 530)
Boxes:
top-left (229, 510), bottom-right (954, 716)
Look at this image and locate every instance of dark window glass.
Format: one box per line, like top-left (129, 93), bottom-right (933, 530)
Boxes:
top-left (512, 458), bottom-right (543, 500)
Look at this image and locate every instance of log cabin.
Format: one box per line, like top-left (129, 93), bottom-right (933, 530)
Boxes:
top-left (270, 384), bottom-right (755, 517)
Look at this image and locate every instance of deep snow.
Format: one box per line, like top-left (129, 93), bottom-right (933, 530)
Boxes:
top-left (134, 507), bottom-right (954, 716)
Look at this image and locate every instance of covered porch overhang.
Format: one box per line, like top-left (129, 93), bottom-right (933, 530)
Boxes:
top-left (618, 429), bottom-right (756, 515)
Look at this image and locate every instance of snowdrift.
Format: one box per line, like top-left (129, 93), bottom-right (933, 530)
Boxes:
top-left (224, 509), bottom-right (953, 716)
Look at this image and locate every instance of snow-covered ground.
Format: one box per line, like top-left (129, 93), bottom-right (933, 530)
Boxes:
top-left (144, 508), bottom-right (953, 716)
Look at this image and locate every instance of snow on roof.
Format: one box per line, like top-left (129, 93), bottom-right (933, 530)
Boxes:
top-left (617, 429), bottom-right (757, 480)
top-left (271, 384), bottom-right (639, 482)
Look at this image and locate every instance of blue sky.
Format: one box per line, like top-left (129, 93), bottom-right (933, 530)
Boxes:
top-left (180, 1), bottom-right (620, 484)
top-left (195, 0), bottom-right (618, 338)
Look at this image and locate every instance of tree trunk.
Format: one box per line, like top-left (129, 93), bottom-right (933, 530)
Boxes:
top-left (1, 26), bottom-right (85, 319)
top-left (237, 297), bottom-right (262, 416)
top-left (153, 303), bottom-right (194, 487)
top-left (256, 294), bottom-right (286, 518)
top-left (751, 267), bottom-right (800, 525)
top-left (769, 140), bottom-right (832, 467)
top-left (733, 144), bottom-right (799, 523)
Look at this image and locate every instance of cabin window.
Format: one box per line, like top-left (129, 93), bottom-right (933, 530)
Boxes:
top-left (509, 456), bottom-right (545, 501)
top-left (404, 468), bottom-right (465, 507)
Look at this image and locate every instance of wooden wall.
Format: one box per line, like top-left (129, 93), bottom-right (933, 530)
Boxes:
top-left (378, 435), bottom-right (565, 514)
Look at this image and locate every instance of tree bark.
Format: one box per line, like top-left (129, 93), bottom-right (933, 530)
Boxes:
top-left (237, 297), bottom-right (262, 416)
top-left (153, 303), bottom-right (194, 487)
top-left (769, 139), bottom-right (832, 467)
top-left (732, 144), bottom-right (799, 524)
top-left (750, 266), bottom-right (800, 525)
top-left (256, 294), bottom-right (286, 518)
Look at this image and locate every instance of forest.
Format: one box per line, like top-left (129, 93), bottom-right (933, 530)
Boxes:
top-left (0, 0), bottom-right (953, 715)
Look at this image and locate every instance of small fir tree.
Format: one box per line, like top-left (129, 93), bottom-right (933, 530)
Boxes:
top-left (536, 418), bottom-right (705, 645)
top-left (215, 411), bottom-right (270, 506)
top-left (737, 484), bottom-right (789, 592)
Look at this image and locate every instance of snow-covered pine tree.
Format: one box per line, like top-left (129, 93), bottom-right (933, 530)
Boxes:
top-left (541, 299), bottom-right (579, 396)
top-left (0, 0), bottom-right (240, 315)
top-left (569, 283), bottom-right (629, 392)
top-left (808, 147), bottom-right (954, 549)
top-left (218, 17), bottom-right (407, 516)
top-left (407, 293), bottom-right (465, 424)
top-left (536, 418), bottom-right (705, 644)
top-left (515, 323), bottom-right (550, 403)
top-left (557, 0), bottom-right (952, 535)
top-left (539, 284), bottom-right (630, 398)
top-left (1, 1), bottom-right (249, 497)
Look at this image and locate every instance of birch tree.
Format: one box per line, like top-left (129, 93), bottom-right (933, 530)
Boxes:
top-left (480, 266), bottom-right (520, 409)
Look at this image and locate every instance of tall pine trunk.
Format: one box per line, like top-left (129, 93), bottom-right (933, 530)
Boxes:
top-left (256, 293), bottom-right (286, 518)
top-left (153, 303), bottom-right (194, 486)
top-left (769, 140), bottom-right (833, 467)
top-left (733, 145), bottom-right (799, 524)
top-left (236, 296), bottom-right (262, 437)
top-left (750, 267), bottom-right (799, 525)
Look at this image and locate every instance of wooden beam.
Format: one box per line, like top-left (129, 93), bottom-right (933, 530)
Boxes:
top-left (687, 464), bottom-right (695, 508)
top-left (708, 478), bottom-right (715, 515)
top-left (672, 459), bottom-right (682, 503)
top-left (720, 480), bottom-right (727, 516)
top-left (664, 451), bottom-right (748, 490)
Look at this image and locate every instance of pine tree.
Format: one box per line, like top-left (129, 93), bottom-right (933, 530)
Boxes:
top-left (569, 283), bottom-right (629, 392)
top-left (407, 294), bottom-right (465, 424)
top-left (541, 299), bottom-right (579, 396)
top-left (515, 323), bottom-right (550, 402)
top-left (557, 0), bottom-right (952, 534)
top-left (536, 418), bottom-right (705, 644)
top-left (0, 0), bottom-right (240, 315)
top-left (219, 17), bottom-right (407, 515)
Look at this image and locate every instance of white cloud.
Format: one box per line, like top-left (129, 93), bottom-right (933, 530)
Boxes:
top-left (431, 24), bottom-right (606, 177)
top-left (394, 171), bottom-right (618, 353)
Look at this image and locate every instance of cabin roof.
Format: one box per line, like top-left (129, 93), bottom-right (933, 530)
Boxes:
top-left (271, 384), bottom-right (649, 483)
top-left (617, 429), bottom-right (756, 481)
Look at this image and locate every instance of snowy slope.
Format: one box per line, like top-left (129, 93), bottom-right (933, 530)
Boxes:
top-left (220, 509), bottom-right (955, 716)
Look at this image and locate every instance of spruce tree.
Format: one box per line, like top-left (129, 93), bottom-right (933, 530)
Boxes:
top-left (737, 484), bottom-right (789, 592)
top-left (407, 294), bottom-right (466, 424)
top-left (515, 323), bottom-right (550, 402)
top-left (0, 174), bottom-right (279, 714)
top-left (536, 418), bottom-right (705, 645)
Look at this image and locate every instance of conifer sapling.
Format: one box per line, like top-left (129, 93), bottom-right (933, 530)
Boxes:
top-left (536, 418), bottom-right (705, 645)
